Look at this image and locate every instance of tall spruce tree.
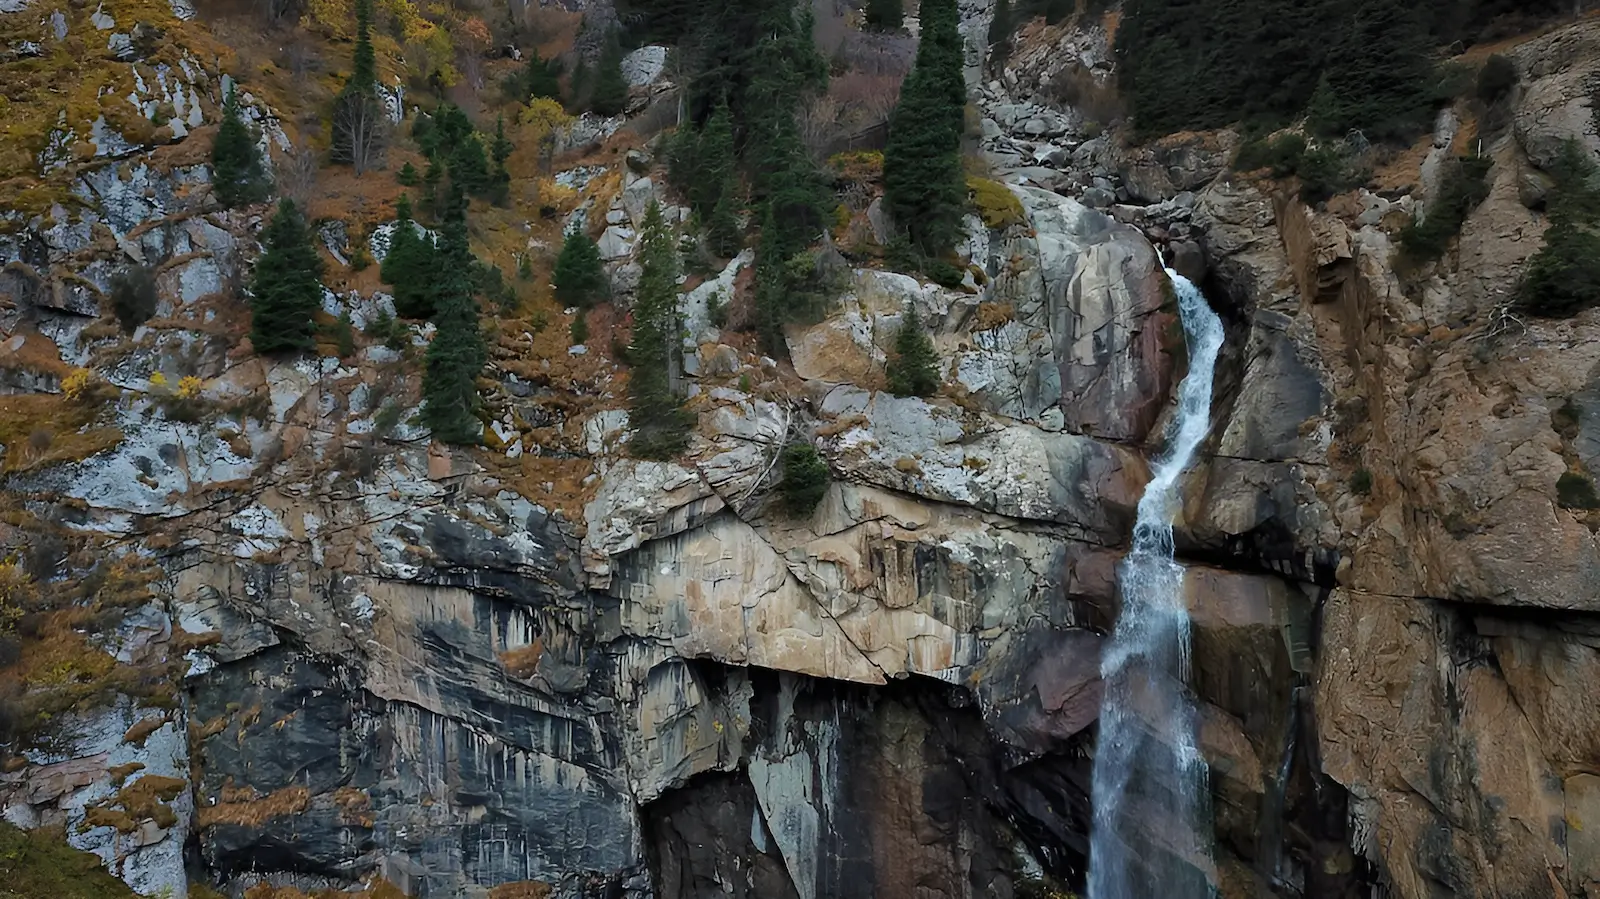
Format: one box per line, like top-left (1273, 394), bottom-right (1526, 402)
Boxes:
top-left (448, 133), bottom-right (492, 197)
top-left (212, 87), bottom-right (270, 208)
top-left (332, 0), bottom-right (387, 173)
top-left (865, 0), bottom-right (903, 30)
top-left (521, 48), bottom-right (562, 101)
top-left (490, 114), bottom-right (514, 203)
top-left (697, 99), bottom-right (742, 257)
top-left (885, 302), bottom-right (940, 397)
top-left (249, 199), bottom-right (324, 355)
top-left (627, 201), bottom-right (692, 459)
top-left (987, 0), bottom-right (1014, 65)
top-left (380, 194), bottom-right (437, 318)
top-left (421, 187), bottom-right (487, 444)
top-left (553, 227), bottom-right (607, 308)
top-left (883, 0), bottom-right (967, 256)
top-left (744, 0), bottom-right (829, 352)
top-left (590, 37), bottom-right (629, 117)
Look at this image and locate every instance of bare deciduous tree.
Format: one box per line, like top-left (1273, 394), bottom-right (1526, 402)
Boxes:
top-left (332, 91), bottom-right (390, 177)
top-left (275, 142), bottom-right (319, 208)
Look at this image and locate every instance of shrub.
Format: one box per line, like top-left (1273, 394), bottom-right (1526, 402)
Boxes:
top-left (967, 177), bottom-right (1024, 229)
top-left (1350, 468), bottom-right (1373, 495)
top-left (1558, 472), bottom-right (1600, 510)
top-left (1519, 141), bottom-right (1600, 318)
top-left (777, 442), bottom-right (829, 515)
top-left (864, 0), bottom-right (902, 30)
top-left (1519, 222), bottom-right (1600, 317)
top-left (109, 266), bottom-right (158, 332)
top-left (570, 313), bottom-right (588, 346)
top-left (707, 291), bottom-right (728, 328)
top-left (374, 400), bottom-right (403, 436)
top-left (923, 258), bottom-right (964, 289)
top-left (1397, 155), bottom-right (1493, 263)
top-left (1233, 132), bottom-right (1307, 176)
top-left (1477, 54), bottom-right (1517, 104)
top-left (1295, 144), bottom-right (1366, 205)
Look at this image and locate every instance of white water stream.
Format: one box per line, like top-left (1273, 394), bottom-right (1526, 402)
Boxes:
top-left (1087, 267), bottom-right (1225, 899)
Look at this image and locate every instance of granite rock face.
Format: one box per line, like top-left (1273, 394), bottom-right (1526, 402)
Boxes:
top-left (12, 7), bottom-right (1600, 899)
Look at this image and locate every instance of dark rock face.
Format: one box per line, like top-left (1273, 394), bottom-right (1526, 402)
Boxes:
top-left (646, 673), bottom-right (1087, 899)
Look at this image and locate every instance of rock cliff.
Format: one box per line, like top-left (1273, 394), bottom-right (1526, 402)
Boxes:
top-left (4, 1), bottom-right (1600, 898)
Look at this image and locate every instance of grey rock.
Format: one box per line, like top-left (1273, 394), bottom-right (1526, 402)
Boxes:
top-left (1080, 187), bottom-right (1115, 209)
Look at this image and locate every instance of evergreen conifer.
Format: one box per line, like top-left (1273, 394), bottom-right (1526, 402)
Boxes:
top-left (212, 88), bottom-right (271, 208)
top-left (249, 199), bottom-right (325, 355)
top-left (552, 228), bottom-right (607, 308)
top-left (522, 49), bottom-right (563, 101)
top-left (883, 0), bottom-right (967, 256)
top-left (421, 187), bottom-right (488, 444)
top-left (777, 441), bottom-right (829, 515)
top-left (988, 0), bottom-right (1014, 64)
top-left (397, 161), bottom-right (418, 185)
top-left (421, 159), bottom-right (443, 217)
top-left (348, 0), bottom-right (376, 93)
top-left (696, 100), bottom-right (741, 257)
top-left (627, 202), bottom-right (693, 458)
top-left (448, 133), bottom-right (492, 197)
top-left (744, 1), bottom-right (830, 351)
top-left (590, 38), bottom-right (629, 117)
top-left (885, 302), bottom-right (940, 397)
top-left (490, 115), bottom-right (514, 204)
top-left (331, 0), bottom-right (386, 172)
top-left (865, 0), bottom-right (903, 30)
top-left (1304, 0), bottom-right (1434, 141)
top-left (381, 194), bottom-right (437, 318)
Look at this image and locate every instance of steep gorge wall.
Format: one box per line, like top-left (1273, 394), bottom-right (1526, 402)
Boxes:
top-left (5, 1), bottom-right (1600, 898)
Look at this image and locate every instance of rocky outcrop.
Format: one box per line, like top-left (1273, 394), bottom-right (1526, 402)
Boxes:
top-left (12, 3), bottom-right (1600, 899)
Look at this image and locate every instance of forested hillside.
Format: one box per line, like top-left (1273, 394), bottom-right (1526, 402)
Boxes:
top-left (1115, 0), bottom-right (1593, 137)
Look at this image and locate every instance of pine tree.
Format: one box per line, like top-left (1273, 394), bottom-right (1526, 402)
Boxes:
top-left (213, 87), bottom-right (271, 208)
top-left (590, 37), bottom-right (629, 117)
top-left (249, 199), bottom-right (324, 355)
top-left (885, 302), bottom-right (940, 397)
top-left (421, 187), bottom-right (487, 444)
top-left (381, 194), bottom-right (438, 318)
top-left (627, 201), bottom-right (692, 459)
top-left (397, 161), bottom-right (418, 185)
top-left (553, 228), bottom-right (607, 308)
top-left (883, 0), bottom-right (968, 257)
top-left (864, 0), bottom-right (903, 30)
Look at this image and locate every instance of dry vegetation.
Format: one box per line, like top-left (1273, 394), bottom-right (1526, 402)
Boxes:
top-left (197, 783), bottom-right (311, 827)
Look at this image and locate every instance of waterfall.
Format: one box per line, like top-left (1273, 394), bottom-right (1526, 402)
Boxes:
top-left (1087, 267), bottom-right (1225, 899)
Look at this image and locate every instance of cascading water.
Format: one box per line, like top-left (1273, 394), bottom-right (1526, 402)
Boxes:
top-left (1087, 266), bottom-right (1225, 899)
